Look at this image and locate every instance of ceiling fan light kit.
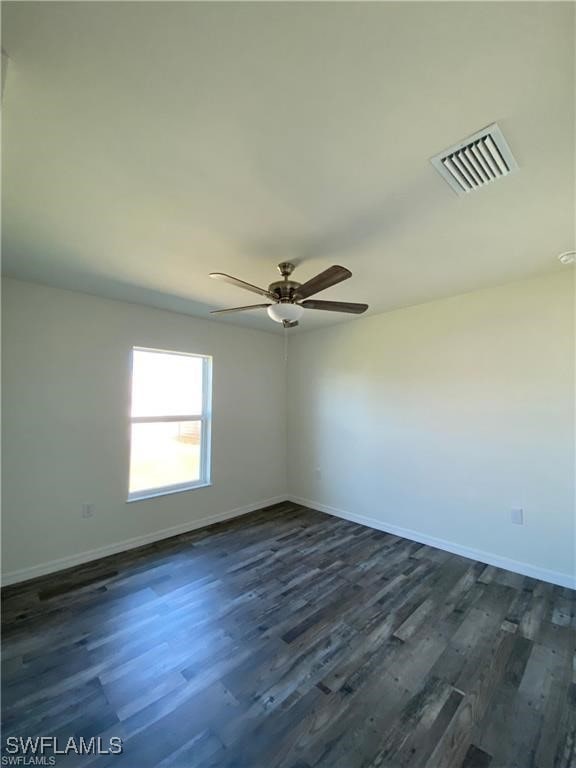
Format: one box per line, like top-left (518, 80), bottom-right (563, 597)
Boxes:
top-left (267, 303), bottom-right (304, 324)
top-left (209, 262), bottom-right (368, 328)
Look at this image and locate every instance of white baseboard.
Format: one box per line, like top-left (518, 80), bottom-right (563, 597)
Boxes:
top-left (1, 496), bottom-right (287, 587)
top-left (289, 495), bottom-right (576, 590)
top-left (4, 494), bottom-right (574, 591)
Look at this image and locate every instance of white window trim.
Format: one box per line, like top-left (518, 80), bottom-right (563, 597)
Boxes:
top-left (127, 347), bottom-right (212, 502)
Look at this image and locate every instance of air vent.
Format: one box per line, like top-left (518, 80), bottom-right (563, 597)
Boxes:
top-left (431, 123), bottom-right (518, 196)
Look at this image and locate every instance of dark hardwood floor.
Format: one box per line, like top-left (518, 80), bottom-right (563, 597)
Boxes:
top-left (2, 502), bottom-right (575, 768)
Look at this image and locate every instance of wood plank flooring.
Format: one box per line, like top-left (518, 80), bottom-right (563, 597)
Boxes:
top-left (2, 502), bottom-right (575, 767)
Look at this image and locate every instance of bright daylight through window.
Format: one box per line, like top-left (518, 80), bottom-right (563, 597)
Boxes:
top-left (128, 348), bottom-right (212, 500)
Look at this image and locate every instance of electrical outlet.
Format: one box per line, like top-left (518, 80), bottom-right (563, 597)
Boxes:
top-left (81, 503), bottom-right (95, 518)
top-left (511, 508), bottom-right (524, 525)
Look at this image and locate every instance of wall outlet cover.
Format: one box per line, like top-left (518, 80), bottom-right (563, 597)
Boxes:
top-left (511, 508), bottom-right (524, 525)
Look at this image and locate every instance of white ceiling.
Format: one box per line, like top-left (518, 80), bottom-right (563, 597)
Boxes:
top-left (2, 2), bottom-right (575, 333)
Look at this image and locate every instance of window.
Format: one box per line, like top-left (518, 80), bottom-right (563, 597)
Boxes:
top-left (128, 347), bottom-right (212, 500)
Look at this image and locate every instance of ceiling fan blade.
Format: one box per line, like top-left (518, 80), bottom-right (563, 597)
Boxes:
top-left (210, 303), bottom-right (272, 315)
top-left (300, 300), bottom-right (368, 314)
top-left (209, 273), bottom-right (276, 300)
top-left (294, 265), bottom-right (352, 300)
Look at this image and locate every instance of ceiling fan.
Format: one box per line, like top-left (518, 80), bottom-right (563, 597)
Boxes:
top-left (209, 262), bottom-right (368, 328)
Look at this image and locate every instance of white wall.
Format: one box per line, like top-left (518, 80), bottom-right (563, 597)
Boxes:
top-left (3, 272), bottom-right (574, 588)
top-left (1, 278), bottom-right (287, 581)
top-left (287, 271), bottom-right (575, 587)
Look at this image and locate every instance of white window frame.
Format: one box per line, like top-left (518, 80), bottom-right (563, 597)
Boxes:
top-left (127, 347), bottom-right (212, 502)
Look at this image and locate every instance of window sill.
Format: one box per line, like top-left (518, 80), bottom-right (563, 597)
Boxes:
top-left (126, 482), bottom-right (212, 503)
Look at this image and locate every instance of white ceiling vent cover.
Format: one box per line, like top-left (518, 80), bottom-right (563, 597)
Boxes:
top-left (431, 123), bottom-right (518, 196)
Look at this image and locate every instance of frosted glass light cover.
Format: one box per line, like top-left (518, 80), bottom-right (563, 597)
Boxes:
top-left (267, 304), bottom-right (304, 323)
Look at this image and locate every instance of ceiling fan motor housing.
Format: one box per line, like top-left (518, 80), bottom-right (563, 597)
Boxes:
top-left (269, 261), bottom-right (300, 302)
top-left (268, 279), bottom-right (300, 302)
